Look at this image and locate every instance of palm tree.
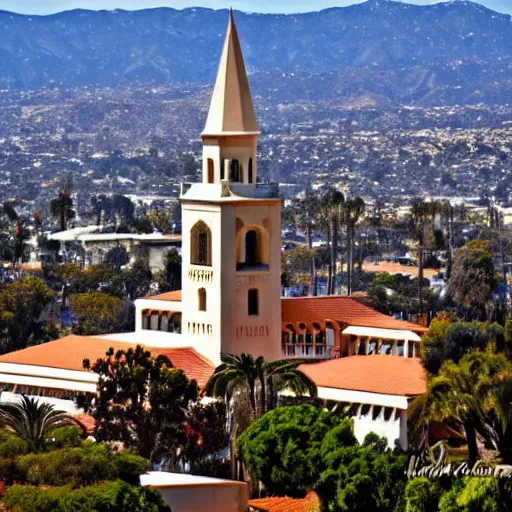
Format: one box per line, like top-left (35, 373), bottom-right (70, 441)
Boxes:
top-left (320, 189), bottom-right (344, 295)
top-left (343, 197), bottom-right (365, 296)
top-left (50, 190), bottom-right (75, 232)
top-left (409, 352), bottom-right (511, 465)
top-left (2, 201), bottom-right (30, 264)
top-left (207, 353), bottom-right (316, 479)
top-left (0, 395), bottom-right (84, 452)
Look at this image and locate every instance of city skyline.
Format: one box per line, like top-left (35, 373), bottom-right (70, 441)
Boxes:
top-left (2, 0), bottom-right (511, 16)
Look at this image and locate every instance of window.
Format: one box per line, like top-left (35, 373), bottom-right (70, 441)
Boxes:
top-left (160, 314), bottom-right (169, 332)
top-left (248, 158), bottom-right (254, 183)
top-left (150, 313), bottom-right (159, 330)
top-left (142, 310), bottom-right (150, 329)
top-left (248, 289), bottom-right (259, 316)
top-left (230, 159), bottom-right (240, 182)
top-left (198, 288), bottom-right (207, 312)
top-left (207, 158), bottom-right (214, 184)
top-left (245, 230), bottom-right (258, 265)
top-left (191, 221), bottom-right (212, 266)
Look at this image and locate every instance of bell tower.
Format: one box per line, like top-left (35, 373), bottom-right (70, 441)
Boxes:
top-left (180, 10), bottom-right (282, 365)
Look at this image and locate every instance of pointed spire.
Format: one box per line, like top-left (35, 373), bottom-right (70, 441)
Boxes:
top-left (202, 10), bottom-right (258, 136)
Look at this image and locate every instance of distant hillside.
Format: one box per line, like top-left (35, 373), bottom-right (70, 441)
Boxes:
top-left (0, 0), bottom-right (512, 104)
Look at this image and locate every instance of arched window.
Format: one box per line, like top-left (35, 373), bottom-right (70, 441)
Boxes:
top-left (142, 310), bottom-right (150, 330)
top-left (248, 288), bottom-right (259, 316)
top-left (230, 159), bottom-right (240, 182)
top-left (207, 158), bottom-right (214, 184)
top-left (191, 221), bottom-right (212, 266)
top-left (248, 158), bottom-right (254, 184)
top-left (160, 314), bottom-right (169, 332)
top-left (245, 230), bottom-right (258, 265)
top-left (198, 288), bottom-right (207, 312)
top-left (150, 312), bottom-right (159, 330)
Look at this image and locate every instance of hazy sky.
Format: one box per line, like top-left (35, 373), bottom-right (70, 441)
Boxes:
top-left (2, 0), bottom-right (511, 16)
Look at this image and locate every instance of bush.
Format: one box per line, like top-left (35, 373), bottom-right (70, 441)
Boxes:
top-left (15, 442), bottom-right (149, 487)
top-left (0, 436), bottom-right (30, 458)
top-left (47, 426), bottom-right (83, 449)
top-left (438, 477), bottom-right (501, 512)
top-left (405, 477), bottom-right (444, 512)
top-left (4, 480), bottom-right (171, 512)
top-left (237, 404), bottom-right (351, 497)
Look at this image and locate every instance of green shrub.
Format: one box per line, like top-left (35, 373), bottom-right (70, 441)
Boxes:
top-left (237, 404), bottom-right (348, 497)
top-left (4, 480), bottom-right (171, 512)
top-left (405, 477), bottom-right (444, 512)
top-left (0, 436), bottom-right (30, 458)
top-left (15, 442), bottom-right (149, 487)
top-left (47, 426), bottom-right (83, 449)
top-left (439, 477), bottom-right (501, 512)
top-left (4, 485), bottom-right (67, 512)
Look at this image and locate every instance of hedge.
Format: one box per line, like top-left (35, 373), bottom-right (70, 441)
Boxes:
top-left (13, 441), bottom-right (149, 487)
top-left (4, 480), bottom-right (171, 512)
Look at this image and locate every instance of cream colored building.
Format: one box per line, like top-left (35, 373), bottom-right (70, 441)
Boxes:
top-left (180, 11), bottom-right (282, 364)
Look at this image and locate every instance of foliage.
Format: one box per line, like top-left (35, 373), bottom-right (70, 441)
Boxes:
top-left (317, 434), bottom-right (407, 512)
top-left (410, 350), bottom-right (512, 464)
top-left (14, 441), bottom-right (149, 487)
top-left (237, 404), bottom-right (347, 497)
top-left (47, 425), bottom-right (84, 449)
top-left (148, 209), bottom-right (173, 234)
top-left (83, 346), bottom-right (199, 464)
top-left (124, 257), bottom-right (153, 300)
top-left (0, 276), bottom-right (54, 353)
top-left (4, 479), bottom-right (171, 512)
top-left (104, 246), bottom-right (130, 270)
top-left (70, 291), bottom-right (123, 334)
top-left (0, 436), bottom-right (30, 458)
top-left (156, 248), bottom-right (182, 293)
top-left (56, 264), bottom-right (123, 297)
top-left (404, 477), bottom-right (444, 512)
top-left (0, 395), bottom-right (84, 453)
top-left (421, 318), bottom-right (494, 375)
top-left (448, 240), bottom-right (497, 320)
top-left (50, 190), bottom-right (75, 232)
top-left (438, 477), bottom-right (502, 512)
top-left (207, 353), bottom-right (316, 418)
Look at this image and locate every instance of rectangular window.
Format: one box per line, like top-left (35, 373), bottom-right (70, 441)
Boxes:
top-left (248, 289), bottom-right (259, 316)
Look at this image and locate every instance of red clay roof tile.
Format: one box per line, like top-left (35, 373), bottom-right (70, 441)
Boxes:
top-left (249, 492), bottom-right (320, 512)
top-left (149, 290), bottom-right (182, 301)
top-left (282, 296), bottom-right (427, 334)
top-left (0, 335), bottom-right (214, 388)
top-left (299, 355), bottom-right (427, 397)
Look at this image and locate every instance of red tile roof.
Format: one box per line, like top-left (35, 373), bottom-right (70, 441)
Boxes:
top-left (299, 355), bottom-right (427, 397)
top-left (282, 296), bottom-right (427, 334)
top-left (0, 335), bottom-right (214, 388)
top-left (74, 413), bottom-right (96, 435)
top-left (149, 290), bottom-right (182, 301)
top-left (249, 492), bottom-right (320, 512)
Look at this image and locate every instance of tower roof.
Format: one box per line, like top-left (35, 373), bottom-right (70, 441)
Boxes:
top-left (202, 10), bottom-right (258, 136)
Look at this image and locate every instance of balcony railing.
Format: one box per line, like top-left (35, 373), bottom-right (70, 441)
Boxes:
top-left (229, 182), bottom-right (279, 198)
top-left (282, 344), bottom-right (331, 359)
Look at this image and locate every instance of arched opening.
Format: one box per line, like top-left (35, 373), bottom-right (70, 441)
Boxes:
top-left (160, 314), bottom-right (169, 332)
top-left (170, 312), bottom-right (182, 333)
top-left (248, 289), bottom-right (259, 316)
top-left (230, 159), bottom-right (240, 182)
top-left (142, 310), bottom-right (150, 330)
top-left (191, 221), bottom-right (212, 266)
top-left (248, 158), bottom-right (254, 184)
top-left (150, 312), bottom-right (159, 330)
top-left (198, 288), bottom-right (207, 312)
top-left (245, 230), bottom-right (258, 265)
top-left (207, 158), bottom-right (214, 184)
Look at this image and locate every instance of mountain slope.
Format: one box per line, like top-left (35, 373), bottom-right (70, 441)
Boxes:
top-left (0, 0), bottom-right (511, 92)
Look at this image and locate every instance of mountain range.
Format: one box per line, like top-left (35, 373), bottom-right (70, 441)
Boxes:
top-left (1, 0), bottom-right (512, 105)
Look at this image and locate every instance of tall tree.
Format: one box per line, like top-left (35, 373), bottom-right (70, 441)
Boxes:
top-left (50, 190), bottom-right (75, 232)
top-left (448, 240), bottom-right (497, 321)
top-left (83, 345), bottom-right (199, 464)
top-left (320, 189), bottom-right (344, 295)
top-left (343, 196), bottom-right (365, 296)
top-left (157, 248), bottom-right (182, 293)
